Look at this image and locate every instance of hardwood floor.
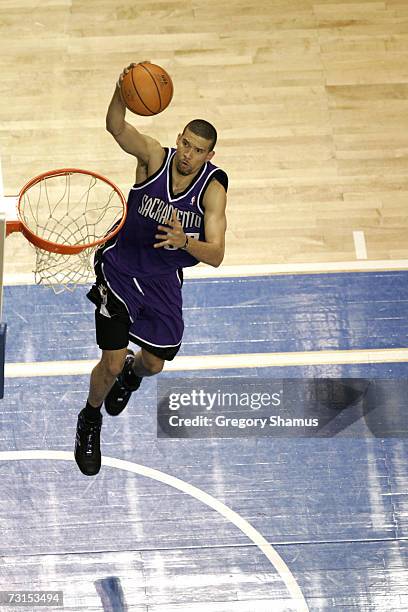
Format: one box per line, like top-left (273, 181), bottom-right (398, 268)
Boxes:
top-left (1, 0), bottom-right (408, 274)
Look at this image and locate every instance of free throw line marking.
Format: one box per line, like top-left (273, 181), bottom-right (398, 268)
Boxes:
top-left (4, 347), bottom-right (408, 378)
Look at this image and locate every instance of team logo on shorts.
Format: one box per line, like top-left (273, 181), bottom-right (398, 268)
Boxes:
top-left (98, 283), bottom-right (111, 318)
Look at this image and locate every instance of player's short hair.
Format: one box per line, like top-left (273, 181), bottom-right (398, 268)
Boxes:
top-left (182, 119), bottom-right (217, 151)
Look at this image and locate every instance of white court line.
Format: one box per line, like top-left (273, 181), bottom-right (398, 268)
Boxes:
top-left (5, 347), bottom-right (408, 379)
top-left (0, 450), bottom-right (309, 612)
top-left (4, 259), bottom-right (408, 285)
top-left (353, 231), bottom-right (368, 260)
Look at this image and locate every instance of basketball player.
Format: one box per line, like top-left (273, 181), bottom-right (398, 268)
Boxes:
top-left (75, 63), bottom-right (228, 476)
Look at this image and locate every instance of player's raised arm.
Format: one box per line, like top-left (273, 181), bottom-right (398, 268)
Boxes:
top-left (106, 64), bottom-right (162, 165)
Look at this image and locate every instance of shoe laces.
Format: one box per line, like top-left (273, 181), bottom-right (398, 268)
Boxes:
top-left (82, 419), bottom-right (100, 455)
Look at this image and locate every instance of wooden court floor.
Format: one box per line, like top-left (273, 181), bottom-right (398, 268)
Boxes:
top-left (1, 0), bottom-right (408, 277)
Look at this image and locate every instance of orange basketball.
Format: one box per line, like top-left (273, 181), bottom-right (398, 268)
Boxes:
top-left (120, 62), bottom-right (174, 116)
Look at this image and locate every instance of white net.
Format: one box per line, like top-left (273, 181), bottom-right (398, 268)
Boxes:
top-left (19, 170), bottom-right (125, 293)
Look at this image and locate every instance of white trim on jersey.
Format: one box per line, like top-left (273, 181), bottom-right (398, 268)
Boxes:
top-left (166, 150), bottom-right (208, 203)
top-left (101, 239), bottom-right (118, 255)
top-left (130, 148), bottom-right (172, 192)
top-left (176, 269), bottom-right (182, 286)
top-left (133, 277), bottom-right (145, 296)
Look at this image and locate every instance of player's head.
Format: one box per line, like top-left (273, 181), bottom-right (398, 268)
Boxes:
top-left (183, 119), bottom-right (217, 151)
top-left (175, 119), bottom-right (217, 176)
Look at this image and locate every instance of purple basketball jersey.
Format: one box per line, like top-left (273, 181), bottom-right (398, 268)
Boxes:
top-left (102, 147), bottom-right (228, 278)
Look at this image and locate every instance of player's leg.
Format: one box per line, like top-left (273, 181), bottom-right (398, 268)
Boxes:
top-left (132, 348), bottom-right (165, 376)
top-left (88, 348), bottom-right (129, 408)
top-left (104, 347), bottom-right (164, 417)
top-left (75, 303), bottom-right (130, 476)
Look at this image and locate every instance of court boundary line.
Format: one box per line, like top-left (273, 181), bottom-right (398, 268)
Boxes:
top-left (3, 259), bottom-right (408, 285)
top-left (0, 450), bottom-right (309, 612)
top-left (353, 231), bottom-right (368, 260)
top-left (4, 347), bottom-right (408, 378)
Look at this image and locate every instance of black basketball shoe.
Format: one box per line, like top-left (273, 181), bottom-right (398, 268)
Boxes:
top-left (104, 350), bottom-right (143, 416)
top-left (74, 409), bottom-right (102, 476)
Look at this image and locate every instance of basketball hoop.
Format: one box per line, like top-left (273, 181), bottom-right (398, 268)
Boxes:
top-left (6, 168), bottom-right (127, 293)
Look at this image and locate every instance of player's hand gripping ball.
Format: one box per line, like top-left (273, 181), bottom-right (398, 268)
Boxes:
top-left (120, 62), bottom-right (174, 116)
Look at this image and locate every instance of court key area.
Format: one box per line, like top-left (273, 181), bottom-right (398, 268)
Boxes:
top-left (0, 271), bottom-right (407, 611)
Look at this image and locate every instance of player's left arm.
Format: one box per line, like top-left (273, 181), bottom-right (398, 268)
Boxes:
top-left (154, 179), bottom-right (227, 267)
top-left (191, 179), bottom-right (227, 267)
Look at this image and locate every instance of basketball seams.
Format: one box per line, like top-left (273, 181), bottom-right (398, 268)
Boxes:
top-left (139, 63), bottom-right (163, 112)
top-left (129, 68), bottom-right (155, 115)
top-left (122, 62), bottom-right (173, 116)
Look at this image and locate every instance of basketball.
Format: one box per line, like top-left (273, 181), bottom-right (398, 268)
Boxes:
top-left (120, 62), bottom-right (174, 116)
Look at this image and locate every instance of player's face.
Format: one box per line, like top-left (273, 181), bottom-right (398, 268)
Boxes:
top-left (175, 130), bottom-right (215, 176)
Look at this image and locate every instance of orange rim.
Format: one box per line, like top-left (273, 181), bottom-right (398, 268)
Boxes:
top-left (17, 168), bottom-right (127, 254)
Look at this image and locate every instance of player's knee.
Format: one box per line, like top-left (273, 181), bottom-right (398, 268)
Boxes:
top-left (141, 351), bottom-right (164, 376)
top-left (106, 361), bottom-right (125, 378)
top-left (101, 351), bottom-right (127, 379)
top-left (144, 360), bottom-right (164, 376)
top-left (150, 362), bottom-right (164, 375)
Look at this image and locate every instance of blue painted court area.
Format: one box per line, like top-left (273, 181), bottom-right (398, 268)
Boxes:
top-left (4, 270), bottom-right (408, 363)
top-left (0, 271), bottom-right (407, 611)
